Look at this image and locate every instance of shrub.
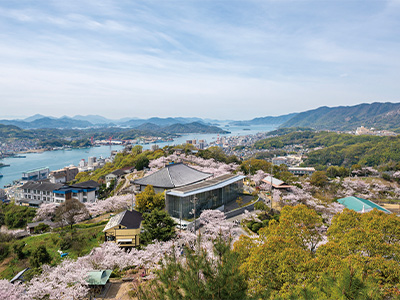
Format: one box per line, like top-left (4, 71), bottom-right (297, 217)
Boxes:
top-left (29, 245), bottom-right (52, 268)
top-left (13, 242), bottom-right (27, 259)
top-left (0, 243), bottom-right (9, 261)
top-left (254, 201), bottom-right (270, 212)
top-left (251, 222), bottom-right (263, 233)
top-left (34, 223), bottom-right (51, 234)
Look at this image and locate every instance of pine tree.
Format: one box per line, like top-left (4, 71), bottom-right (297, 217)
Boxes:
top-left (138, 233), bottom-right (248, 299)
top-left (140, 209), bottom-right (176, 245)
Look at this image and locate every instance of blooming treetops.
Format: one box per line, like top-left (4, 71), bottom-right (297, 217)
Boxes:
top-left (2, 210), bottom-right (239, 300)
top-left (33, 194), bottom-right (132, 223)
top-left (148, 154), bottom-right (238, 178)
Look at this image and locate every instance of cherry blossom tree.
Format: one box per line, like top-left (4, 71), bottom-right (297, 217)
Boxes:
top-left (33, 203), bottom-right (58, 222)
top-left (0, 280), bottom-right (29, 300)
top-left (252, 170), bottom-right (267, 186)
top-left (27, 258), bottom-right (91, 300)
top-left (85, 194), bottom-right (131, 217)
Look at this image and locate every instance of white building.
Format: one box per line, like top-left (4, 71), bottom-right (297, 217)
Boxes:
top-left (288, 167), bottom-right (316, 176)
top-left (17, 180), bottom-right (99, 206)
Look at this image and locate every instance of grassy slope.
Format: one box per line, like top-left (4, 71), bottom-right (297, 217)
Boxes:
top-left (0, 224), bottom-right (105, 280)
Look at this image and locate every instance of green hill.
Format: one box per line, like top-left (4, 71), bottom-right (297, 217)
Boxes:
top-left (280, 102), bottom-right (400, 131)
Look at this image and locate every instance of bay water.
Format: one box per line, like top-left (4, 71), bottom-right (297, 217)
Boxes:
top-left (0, 124), bottom-right (277, 188)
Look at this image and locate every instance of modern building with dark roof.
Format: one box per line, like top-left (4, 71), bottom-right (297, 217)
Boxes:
top-left (166, 174), bottom-right (245, 219)
top-left (103, 210), bottom-right (143, 247)
top-left (337, 196), bottom-right (391, 214)
top-left (133, 163), bottom-right (212, 193)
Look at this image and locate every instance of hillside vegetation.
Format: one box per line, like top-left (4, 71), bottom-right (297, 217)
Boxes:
top-left (254, 130), bottom-right (400, 169)
top-left (280, 102), bottom-right (400, 130)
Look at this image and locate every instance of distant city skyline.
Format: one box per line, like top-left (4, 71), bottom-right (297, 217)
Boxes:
top-left (0, 1), bottom-right (399, 119)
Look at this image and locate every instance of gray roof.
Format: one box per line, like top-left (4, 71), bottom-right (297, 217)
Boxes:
top-left (70, 180), bottom-right (100, 189)
top-left (262, 176), bottom-right (285, 186)
top-left (133, 163), bottom-right (212, 189)
top-left (111, 169), bottom-right (126, 176)
top-left (167, 174), bottom-right (245, 197)
top-left (103, 210), bottom-right (143, 232)
top-left (20, 181), bottom-right (63, 192)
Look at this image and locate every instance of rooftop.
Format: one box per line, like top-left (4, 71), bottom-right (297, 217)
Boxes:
top-left (70, 180), bottom-right (100, 189)
top-left (103, 210), bottom-right (143, 232)
top-left (337, 196), bottom-right (391, 214)
top-left (23, 167), bottom-right (49, 173)
top-left (133, 162), bottom-right (212, 189)
top-left (86, 270), bottom-right (112, 286)
top-left (166, 174), bottom-right (245, 197)
top-left (21, 181), bottom-right (63, 192)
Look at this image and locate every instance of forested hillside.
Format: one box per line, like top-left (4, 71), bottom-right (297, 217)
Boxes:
top-left (254, 130), bottom-right (400, 169)
top-left (280, 102), bottom-right (400, 130)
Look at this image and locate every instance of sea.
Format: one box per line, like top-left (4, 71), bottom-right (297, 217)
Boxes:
top-left (0, 124), bottom-right (277, 188)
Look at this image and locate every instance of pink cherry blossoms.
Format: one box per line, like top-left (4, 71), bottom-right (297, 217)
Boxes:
top-left (33, 194), bottom-right (132, 223)
top-left (0, 280), bottom-right (29, 300)
top-left (3, 209), bottom-right (240, 299)
top-left (147, 154), bottom-right (238, 178)
top-left (85, 194), bottom-right (132, 217)
top-left (33, 203), bottom-right (58, 222)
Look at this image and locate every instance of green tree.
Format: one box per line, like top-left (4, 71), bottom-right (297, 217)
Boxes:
top-left (140, 209), bottom-right (176, 245)
top-left (13, 242), bottom-right (28, 259)
top-left (139, 234), bottom-right (248, 299)
top-left (240, 235), bottom-right (313, 299)
top-left (4, 204), bottom-right (36, 229)
top-left (240, 158), bottom-right (271, 175)
top-left (29, 245), bottom-right (52, 268)
top-left (310, 171), bottom-right (329, 187)
top-left (135, 185), bottom-right (165, 213)
top-left (135, 154), bottom-right (150, 171)
top-left (34, 222), bottom-right (51, 234)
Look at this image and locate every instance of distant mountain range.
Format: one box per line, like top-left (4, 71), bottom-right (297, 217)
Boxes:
top-left (280, 102), bottom-right (400, 130)
top-left (0, 116), bottom-right (210, 130)
top-left (2, 102), bottom-right (400, 131)
top-left (229, 113), bottom-right (298, 126)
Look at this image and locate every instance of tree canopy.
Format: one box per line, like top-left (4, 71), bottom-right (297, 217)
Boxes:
top-left (140, 209), bottom-right (176, 245)
top-left (135, 185), bottom-right (165, 213)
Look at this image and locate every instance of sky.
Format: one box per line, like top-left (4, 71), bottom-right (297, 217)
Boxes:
top-left (0, 0), bottom-right (399, 120)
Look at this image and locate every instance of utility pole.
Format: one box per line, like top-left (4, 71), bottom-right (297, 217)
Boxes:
top-left (270, 162), bottom-right (273, 208)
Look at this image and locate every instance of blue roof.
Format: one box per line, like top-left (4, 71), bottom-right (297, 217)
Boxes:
top-left (337, 196), bottom-right (391, 214)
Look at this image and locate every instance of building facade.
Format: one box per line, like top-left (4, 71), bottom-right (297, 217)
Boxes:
top-left (22, 167), bottom-right (50, 181)
top-left (288, 167), bottom-right (316, 176)
top-left (165, 174), bottom-right (245, 219)
top-left (103, 210), bottom-right (143, 247)
top-left (17, 180), bottom-right (99, 206)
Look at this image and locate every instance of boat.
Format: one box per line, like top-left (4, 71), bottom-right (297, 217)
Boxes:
top-left (0, 173), bottom-right (3, 178)
top-left (0, 163), bottom-right (10, 168)
top-left (13, 155), bottom-right (26, 158)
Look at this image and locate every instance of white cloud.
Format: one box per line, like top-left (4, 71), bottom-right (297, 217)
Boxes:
top-left (0, 0), bottom-right (399, 119)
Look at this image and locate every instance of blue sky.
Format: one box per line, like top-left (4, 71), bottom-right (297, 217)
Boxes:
top-left (0, 0), bottom-right (399, 120)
